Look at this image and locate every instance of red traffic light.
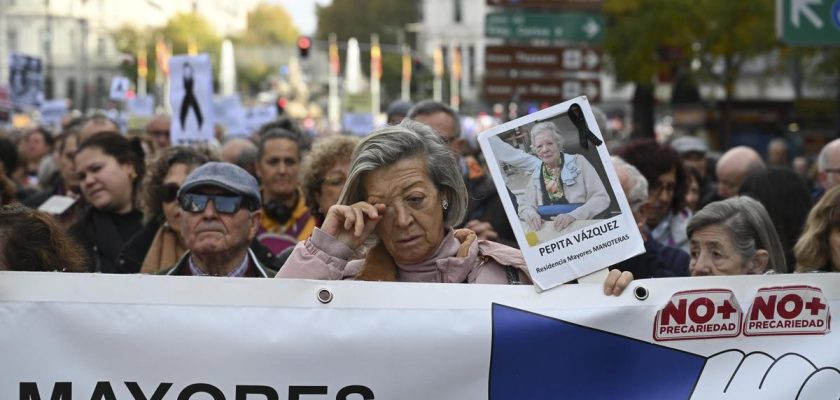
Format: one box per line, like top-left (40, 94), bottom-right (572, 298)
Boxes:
top-left (297, 36), bottom-right (312, 50)
top-left (297, 36), bottom-right (312, 58)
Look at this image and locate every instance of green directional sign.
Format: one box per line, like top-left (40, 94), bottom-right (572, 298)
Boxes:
top-left (486, 11), bottom-right (604, 44)
top-left (777, 0), bottom-right (840, 45)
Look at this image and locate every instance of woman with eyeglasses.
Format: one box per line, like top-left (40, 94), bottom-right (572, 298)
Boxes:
top-left (117, 146), bottom-right (218, 274)
top-left (615, 139), bottom-right (691, 252)
top-left (301, 135), bottom-right (360, 227)
top-left (69, 132), bottom-right (146, 273)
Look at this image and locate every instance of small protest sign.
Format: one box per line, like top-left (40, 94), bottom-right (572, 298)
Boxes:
top-left (214, 95), bottom-right (249, 137)
top-left (9, 53), bottom-right (43, 108)
top-left (342, 112), bottom-right (375, 136)
top-left (109, 76), bottom-right (131, 101)
top-left (126, 95), bottom-right (154, 118)
top-left (478, 96), bottom-right (644, 291)
top-left (39, 99), bottom-right (68, 127)
top-left (243, 104), bottom-right (277, 136)
top-left (169, 54), bottom-right (214, 145)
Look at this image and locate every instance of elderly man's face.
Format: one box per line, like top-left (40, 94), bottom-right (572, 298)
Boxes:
top-left (180, 187), bottom-right (260, 257)
top-left (363, 156), bottom-right (445, 265)
top-left (689, 224), bottom-right (766, 276)
top-left (146, 116), bottom-right (171, 150)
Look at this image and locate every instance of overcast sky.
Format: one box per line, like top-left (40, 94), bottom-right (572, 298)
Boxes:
top-left (270, 0), bottom-right (333, 36)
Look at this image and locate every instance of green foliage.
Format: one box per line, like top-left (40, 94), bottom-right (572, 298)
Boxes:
top-left (603, 0), bottom-right (777, 92)
top-left (240, 4), bottom-right (299, 45)
top-left (315, 0), bottom-right (419, 101)
top-left (160, 13), bottom-right (222, 61)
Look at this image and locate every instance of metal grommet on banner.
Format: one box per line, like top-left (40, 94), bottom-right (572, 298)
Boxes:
top-left (317, 288), bottom-right (333, 304)
top-left (634, 286), bottom-right (649, 301)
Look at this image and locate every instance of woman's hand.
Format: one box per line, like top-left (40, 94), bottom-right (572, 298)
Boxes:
top-left (552, 214), bottom-right (576, 231)
top-left (603, 269), bottom-right (634, 296)
top-left (322, 202), bottom-right (386, 250)
top-left (522, 209), bottom-right (543, 231)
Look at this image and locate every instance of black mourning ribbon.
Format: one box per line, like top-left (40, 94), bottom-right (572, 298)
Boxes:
top-left (568, 103), bottom-right (602, 150)
top-left (179, 63), bottom-right (204, 131)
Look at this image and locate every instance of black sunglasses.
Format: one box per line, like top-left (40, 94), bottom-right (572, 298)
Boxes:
top-left (160, 183), bottom-right (180, 203)
top-left (179, 193), bottom-right (251, 214)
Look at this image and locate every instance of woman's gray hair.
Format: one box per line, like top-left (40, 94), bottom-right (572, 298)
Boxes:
top-left (611, 156), bottom-right (648, 212)
top-left (339, 119), bottom-right (467, 227)
top-left (687, 196), bottom-right (786, 274)
top-left (529, 122), bottom-right (565, 151)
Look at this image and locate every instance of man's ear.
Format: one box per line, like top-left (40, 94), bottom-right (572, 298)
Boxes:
top-left (817, 172), bottom-right (828, 189)
top-left (747, 249), bottom-right (770, 274)
top-left (248, 209), bottom-right (262, 241)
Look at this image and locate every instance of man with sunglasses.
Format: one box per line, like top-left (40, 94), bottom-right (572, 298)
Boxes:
top-left (163, 162), bottom-right (276, 277)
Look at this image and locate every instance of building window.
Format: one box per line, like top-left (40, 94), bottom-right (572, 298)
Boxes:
top-left (66, 78), bottom-right (76, 102)
top-left (44, 75), bottom-right (54, 100)
top-left (95, 76), bottom-right (106, 107)
top-left (97, 36), bottom-right (106, 57)
top-left (7, 29), bottom-right (17, 52)
top-left (453, 0), bottom-right (463, 23)
top-left (468, 45), bottom-right (476, 85)
top-left (41, 29), bottom-right (52, 55)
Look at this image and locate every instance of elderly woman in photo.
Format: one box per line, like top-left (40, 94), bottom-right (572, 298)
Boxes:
top-left (519, 122), bottom-right (610, 232)
top-left (687, 196), bottom-right (785, 276)
top-left (275, 121), bottom-right (631, 293)
top-left (794, 186), bottom-right (840, 273)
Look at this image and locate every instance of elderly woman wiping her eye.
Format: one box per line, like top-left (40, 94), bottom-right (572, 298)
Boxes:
top-left (277, 120), bottom-right (631, 295)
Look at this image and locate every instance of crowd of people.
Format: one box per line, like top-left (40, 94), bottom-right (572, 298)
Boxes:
top-left (1, 99), bottom-right (838, 291)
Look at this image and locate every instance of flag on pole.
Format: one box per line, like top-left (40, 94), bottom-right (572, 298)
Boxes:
top-left (137, 48), bottom-right (148, 79)
top-left (329, 35), bottom-right (340, 75)
top-left (155, 37), bottom-right (170, 77)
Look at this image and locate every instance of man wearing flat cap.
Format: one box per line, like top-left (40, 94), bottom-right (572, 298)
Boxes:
top-left (164, 162), bottom-right (276, 277)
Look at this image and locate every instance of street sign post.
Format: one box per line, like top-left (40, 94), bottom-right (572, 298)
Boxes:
top-left (486, 11), bottom-right (604, 43)
top-left (777, 0), bottom-right (840, 45)
top-left (483, 77), bottom-right (601, 103)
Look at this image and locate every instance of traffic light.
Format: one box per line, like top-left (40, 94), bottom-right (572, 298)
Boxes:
top-left (297, 36), bottom-right (312, 59)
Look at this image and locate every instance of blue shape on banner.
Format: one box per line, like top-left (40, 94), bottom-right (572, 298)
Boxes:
top-left (489, 304), bottom-right (706, 400)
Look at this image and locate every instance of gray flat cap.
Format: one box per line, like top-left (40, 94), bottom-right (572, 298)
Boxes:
top-left (178, 162), bottom-right (261, 206)
top-left (670, 136), bottom-right (708, 155)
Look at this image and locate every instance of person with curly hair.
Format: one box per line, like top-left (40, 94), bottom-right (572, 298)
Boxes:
top-left (0, 204), bottom-right (86, 272)
top-left (117, 146), bottom-right (219, 274)
top-left (794, 186), bottom-right (840, 273)
top-left (615, 139), bottom-right (691, 252)
top-left (300, 135), bottom-right (360, 226)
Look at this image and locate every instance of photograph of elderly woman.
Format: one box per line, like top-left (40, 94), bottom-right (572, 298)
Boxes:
top-left (491, 117), bottom-right (620, 247)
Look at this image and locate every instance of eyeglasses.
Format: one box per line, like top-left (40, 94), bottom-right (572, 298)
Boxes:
top-left (179, 193), bottom-right (249, 214)
top-left (322, 173), bottom-right (347, 187)
top-left (160, 183), bottom-right (180, 203)
top-left (149, 129), bottom-right (170, 137)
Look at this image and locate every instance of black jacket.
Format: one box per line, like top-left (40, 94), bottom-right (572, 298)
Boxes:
top-left (68, 207), bottom-right (143, 273)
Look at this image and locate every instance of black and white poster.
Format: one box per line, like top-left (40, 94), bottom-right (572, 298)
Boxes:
top-left (8, 53), bottom-right (43, 109)
top-left (169, 54), bottom-right (214, 145)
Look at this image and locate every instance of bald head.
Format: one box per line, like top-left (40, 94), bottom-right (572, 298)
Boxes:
top-left (221, 138), bottom-right (258, 176)
top-left (817, 138), bottom-right (840, 191)
top-left (79, 116), bottom-right (120, 142)
top-left (716, 146), bottom-right (765, 199)
top-left (146, 115), bottom-right (171, 151)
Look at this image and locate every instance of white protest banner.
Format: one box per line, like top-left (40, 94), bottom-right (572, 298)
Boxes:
top-left (478, 97), bottom-right (644, 291)
top-left (109, 76), bottom-right (131, 101)
top-left (8, 53), bottom-right (43, 108)
top-left (38, 99), bottom-right (68, 127)
top-left (126, 95), bottom-right (155, 118)
top-left (214, 95), bottom-right (249, 137)
top-left (1, 272), bottom-right (838, 399)
top-left (169, 54), bottom-right (214, 145)
top-left (243, 104), bottom-right (278, 135)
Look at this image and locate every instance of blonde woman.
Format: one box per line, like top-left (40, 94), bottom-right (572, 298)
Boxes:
top-left (794, 186), bottom-right (840, 273)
